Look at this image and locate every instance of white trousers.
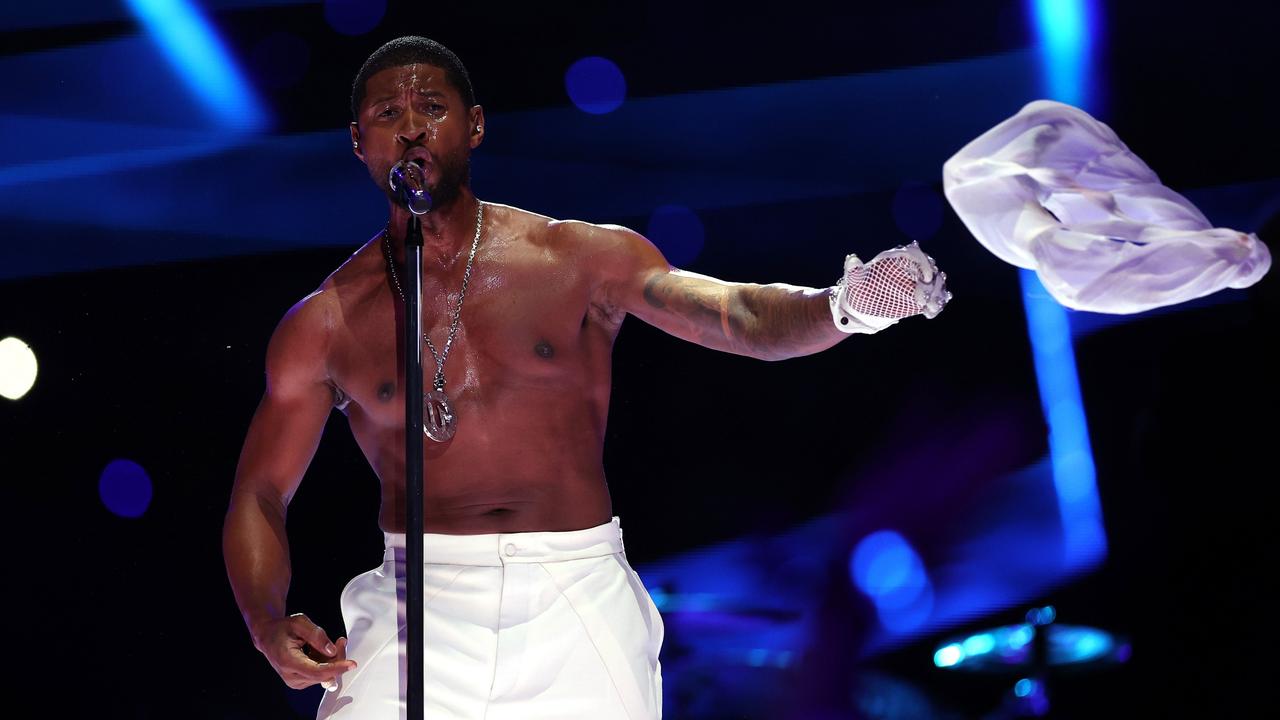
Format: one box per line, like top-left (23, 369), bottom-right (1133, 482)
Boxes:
top-left (316, 517), bottom-right (663, 720)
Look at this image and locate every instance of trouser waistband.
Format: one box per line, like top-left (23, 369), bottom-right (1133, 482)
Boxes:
top-left (382, 516), bottom-right (624, 566)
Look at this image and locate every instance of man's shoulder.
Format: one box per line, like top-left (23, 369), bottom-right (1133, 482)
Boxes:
top-left (324, 232), bottom-right (383, 292)
top-left (272, 285), bottom-right (337, 351)
top-left (489, 202), bottom-right (562, 245)
top-left (279, 233), bottom-right (384, 336)
top-left (547, 216), bottom-right (655, 270)
top-left (259, 285), bottom-right (335, 386)
top-left (487, 201), bottom-right (634, 249)
top-left (547, 218), bottom-right (636, 246)
top-left (273, 238), bottom-right (376, 344)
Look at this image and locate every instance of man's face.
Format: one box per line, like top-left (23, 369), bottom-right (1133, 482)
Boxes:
top-left (350, 63), bottom-right (483, 210)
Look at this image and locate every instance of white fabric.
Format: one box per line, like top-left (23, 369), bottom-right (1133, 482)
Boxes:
top-left (316, 517), bottom-right (663, 720)
top-left (942, 99), bottom-right (1270, 314)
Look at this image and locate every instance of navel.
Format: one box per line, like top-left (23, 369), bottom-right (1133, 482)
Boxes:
top-left (377, 382), bottom-right (395, 401)
top-left (534, 340), bottom-right (555, 360)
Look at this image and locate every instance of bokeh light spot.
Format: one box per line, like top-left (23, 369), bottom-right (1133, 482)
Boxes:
top-left (0, 336), bottom-right (38, 400)
top-left (934, 643), bottom-right (964, 668)
top-left (963, 632), bottom-right (996, 657)
top-left (565, 56), bottom-right (626, 114)
top-left (646, 204), bottom-right (706, 267)
top-left (324, 0), bottom-right (385, 36)
top-left (99, 458), bottom-right (153, 518)
top-left (1026, 605), bottom-right (1057, 626)
top-left (851, 530), bottom-right (923, 599)
top-left (876, 581), bottom-right (934, 633)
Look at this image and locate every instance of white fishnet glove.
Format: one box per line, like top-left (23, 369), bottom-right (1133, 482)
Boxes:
top-left (828, 241), bottom-right (952, 334)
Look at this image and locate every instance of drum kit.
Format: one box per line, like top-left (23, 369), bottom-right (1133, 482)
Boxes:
top-left (932, 605), bottom-right (1130, 717)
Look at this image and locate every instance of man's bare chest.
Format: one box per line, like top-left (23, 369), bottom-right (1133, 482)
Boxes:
top-left (326, 251), bottom-right (610, 423)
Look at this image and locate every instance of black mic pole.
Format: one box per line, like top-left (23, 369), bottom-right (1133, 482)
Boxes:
top-left (390, 160), bottom-right (430, 720)
top-left (404, 211), bottom-right (425, 720)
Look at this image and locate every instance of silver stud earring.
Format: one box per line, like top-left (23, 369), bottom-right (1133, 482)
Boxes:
top-left (352, 140), bottom-right (359, 149)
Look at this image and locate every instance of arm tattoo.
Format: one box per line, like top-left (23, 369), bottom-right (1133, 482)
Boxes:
top-left (642, 274), bottom-right (668, 310)
top-left (738, 284), bottom-right (834, 357)
top-left (641, 273), bottom-right (750, 353)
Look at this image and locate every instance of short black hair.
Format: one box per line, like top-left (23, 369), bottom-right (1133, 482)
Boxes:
top-left (350, 36), bottom-right (476, 121)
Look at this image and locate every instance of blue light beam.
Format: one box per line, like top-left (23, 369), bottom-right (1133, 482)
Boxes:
top-left (1021, 271), bottom-right (1106, 566)
top-left (125, 0), bottom-right (268, 132)
top-left (1029, 0), bottom-right (1097, 108)
top-left (1025, 0), bottom-right (1107, 569)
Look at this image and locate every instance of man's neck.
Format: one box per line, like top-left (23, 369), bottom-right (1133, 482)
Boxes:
top-left (385, 190), bottom-right (481, 266)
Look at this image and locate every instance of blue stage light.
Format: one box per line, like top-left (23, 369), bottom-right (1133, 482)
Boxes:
top-left (99, 458), bottom-right (153, 518)
top-left (1049, 624), bottom-right (1113, 664)
top-left (934, 643), bottom-right (964, 668)
top-left (1024, 1), bottom-right (1107, 568)
top-left (1014, 677), bottom-right (1038, 697)
top-left (1114, 642), bottom-right (1132, 663)
top-left (1008, 624), bottom-right (1035, 650)
top-left (851, 530), bottom-right (922, 599)
top-left (565, 57), bottom-right (627, 115)
top-left (851, 530), bottom-right (935, 633)
top-left (646, 204), bottom-right (706, 268)
top-left (962, 632), bottom-right (996, 657)
top-left (124, 0), bottom-right (268, 132)
top-left (876, 582), bottom-right (934, 634)
top-left (1026, 605), bottom-right (1057, 626)
top-left (936, 621), bottom-right (1124, 672)
top-left (1029, 0), bottom-right (1096, 108)
top-left (1021, 270), bottom-right (1106, 565)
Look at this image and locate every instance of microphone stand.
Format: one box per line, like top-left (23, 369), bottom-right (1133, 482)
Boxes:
top-left (389, 159), bottom-right (430, 720)
top-left (402, 213), bottom-right (426, 720)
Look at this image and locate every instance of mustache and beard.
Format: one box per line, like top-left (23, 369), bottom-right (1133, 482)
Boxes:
top-left (377, 147), bottom-right (471, 213)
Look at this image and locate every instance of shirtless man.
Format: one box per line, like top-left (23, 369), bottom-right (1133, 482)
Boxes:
top-left (223, 36), bottom-right (948, 719)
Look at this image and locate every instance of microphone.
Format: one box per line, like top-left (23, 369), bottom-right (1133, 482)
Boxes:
top-left (388, 160), bottom-right (432, 215)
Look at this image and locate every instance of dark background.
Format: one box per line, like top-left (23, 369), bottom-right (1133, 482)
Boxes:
top-left (1, 1), bottom-right (1276, 718)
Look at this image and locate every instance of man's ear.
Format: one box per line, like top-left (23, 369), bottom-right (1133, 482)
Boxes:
top-left (349, 122), bottom-right (364, 161)
top-left (469, 105), bottom-right (485, 149)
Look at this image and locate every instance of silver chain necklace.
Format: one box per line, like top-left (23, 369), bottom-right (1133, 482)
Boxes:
top-left (381, 201), bottom-right (484, 442)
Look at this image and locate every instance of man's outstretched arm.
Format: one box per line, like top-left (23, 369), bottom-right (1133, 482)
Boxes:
top-left (583, 222), bottom-right (947, 361)
top-left (637, 267), bottom-right (845, 361)
top-left (223, 290), bottom-right (356, 689)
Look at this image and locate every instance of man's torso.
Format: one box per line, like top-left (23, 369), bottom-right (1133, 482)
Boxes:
top-left (315, 203), bottom-right (623, 533)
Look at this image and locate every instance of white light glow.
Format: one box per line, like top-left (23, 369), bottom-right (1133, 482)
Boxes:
top-left (0, 336), bottom-right (38, 400)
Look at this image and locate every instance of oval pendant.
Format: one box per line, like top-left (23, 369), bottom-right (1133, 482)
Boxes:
top-left (423, 389), bottom-right (457, 442)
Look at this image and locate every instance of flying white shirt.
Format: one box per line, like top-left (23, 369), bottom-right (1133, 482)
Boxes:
top-left (943, 100), bottom-right (1270, 314)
